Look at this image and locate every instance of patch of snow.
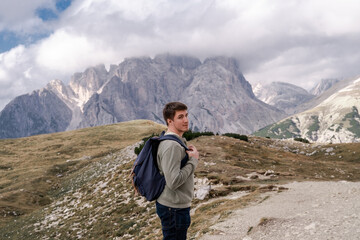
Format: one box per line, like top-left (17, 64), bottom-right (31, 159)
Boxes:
top-left (195, 185), bottom-right (211, 200)
top-left (194, 178), bottom-right (211, 200)
top-left (306, 150), bottom-right (317, 156)
top-left (325, 147), bottom-right (334, 153)
top-left (204, 161), bottom-right (216, 167)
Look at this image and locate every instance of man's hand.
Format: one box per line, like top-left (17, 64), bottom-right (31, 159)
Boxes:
top-left (186, 145), bottom-right (199, 160)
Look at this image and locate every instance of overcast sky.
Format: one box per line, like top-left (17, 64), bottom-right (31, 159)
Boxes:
top-left (1, 0), bottom-right (360, 111)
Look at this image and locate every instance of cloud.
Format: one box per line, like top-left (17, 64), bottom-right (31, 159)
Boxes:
top-left (1, 0), bottom-right (360, 110)
top-left (35, 29), bottom-right (117, 73)
top-left (0, 45), bottom-right (43, 104)
top-left (0, 0), bottom-right (54, 32)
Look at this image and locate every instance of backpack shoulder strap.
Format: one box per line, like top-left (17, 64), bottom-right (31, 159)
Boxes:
top-left (158, 131), bottom-right (189, 169)
top-left (158, 131), bottom-right (189, 151)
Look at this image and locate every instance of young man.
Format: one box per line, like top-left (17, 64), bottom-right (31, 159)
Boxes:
top-left (156, 102), bottom-right (199, 240)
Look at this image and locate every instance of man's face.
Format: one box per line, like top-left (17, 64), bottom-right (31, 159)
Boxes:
top-left (167, 110), bottom-right (189, 136)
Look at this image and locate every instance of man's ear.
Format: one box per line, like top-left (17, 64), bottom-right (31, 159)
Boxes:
top-left (167, 118), bottom-right (173, 126)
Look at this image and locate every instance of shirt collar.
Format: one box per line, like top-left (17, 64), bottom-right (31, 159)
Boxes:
top-left (165, 131), bottom-right (187, 144)
top-left (165, 131), bottom-right (181, 137)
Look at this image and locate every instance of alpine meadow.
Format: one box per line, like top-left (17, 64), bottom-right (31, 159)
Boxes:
top-left (1, 120), bottom-right (359, 239)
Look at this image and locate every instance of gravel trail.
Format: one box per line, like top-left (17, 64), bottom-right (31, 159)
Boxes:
top-left (200, 181), bottom-right (360, 240)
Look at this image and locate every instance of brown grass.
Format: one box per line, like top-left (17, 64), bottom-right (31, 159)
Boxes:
top-left (0, 121), bottom-right (359, 239)
top-left (0, 120), bottom-right (166, 223)
top-left (193, 135), bottom-right (360, 184)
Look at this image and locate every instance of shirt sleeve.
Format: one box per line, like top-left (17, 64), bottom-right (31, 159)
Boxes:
top-left (159, 142), bottom-right (198, 191)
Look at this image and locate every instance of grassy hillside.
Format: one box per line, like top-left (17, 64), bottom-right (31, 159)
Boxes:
top-left (0, 120), bottom-right (359, 239)
top-left (0, 120), bottom-right (166, 221)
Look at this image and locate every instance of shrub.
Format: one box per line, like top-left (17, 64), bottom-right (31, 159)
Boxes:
top-left (222, 133), bottom-right (248, 142)
top-left (134, 133), bottom-right (158, 155)
top-left (134, 130), bottom-right (215, 155)
top-left (183, 130), bottom-right (214, 141)
top-left (294, 137), bottom-right (310, 143)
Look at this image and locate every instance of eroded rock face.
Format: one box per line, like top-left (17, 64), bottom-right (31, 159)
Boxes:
top-left (0, 88), bottom-right (72, 138)
top-left (0, 54), bottom-right (285, 138)
top-left (182, 57), bottom-right (284, 133)
top-left (310, 78), bottom-right (339, 96)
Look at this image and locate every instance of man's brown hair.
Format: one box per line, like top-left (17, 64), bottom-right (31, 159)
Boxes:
top-left (163, 102), bottom-right (188, 126)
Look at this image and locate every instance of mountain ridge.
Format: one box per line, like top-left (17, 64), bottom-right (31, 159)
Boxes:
top-left (253, 81), bottom-right (315, 114)
top-left (0, 54), bottom-right (285, 139)
top-left (254, 76), bottom-right (360, 143)
top-left (310, 78), bottom-right (339, 96)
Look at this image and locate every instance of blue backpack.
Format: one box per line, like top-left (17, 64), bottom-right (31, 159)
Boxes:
top-left (131, 131), bottom-right (189, 201)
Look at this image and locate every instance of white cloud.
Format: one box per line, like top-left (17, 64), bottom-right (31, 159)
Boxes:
top-left (301, 0), bottom-right (360, 36)
top-left (0, 46), bottom-right (35, 109)
top-left (1, 45), bottom-right (26, 68)
top-left (35, 29), bottom-right (117, 73)
top-left (0, 0), bottom-right (54, 32)
top-left (2, 0), bottom-right (360, 110)
top-left (0, 66), bottom-right (8, 82)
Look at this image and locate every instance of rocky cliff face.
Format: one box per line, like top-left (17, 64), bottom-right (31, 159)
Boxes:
top-left (310, 78), bottom-right (339, 96)
top-left (0, 88), bottom-right (72, 138)
top-left (78, 55), bottom-right (201, 128)
top-left (182, 57), bottom-right (283, 133)
top-left (0, 54), bottom-right (286, 139)
top-left (254, 82), bottom-right (315, 114)
top-left (78, 55), bottom-right (285, 134)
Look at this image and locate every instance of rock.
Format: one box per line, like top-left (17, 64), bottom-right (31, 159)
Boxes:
top-left (0, 54), bottom-right (285, 139)
top-left (254, 81), bottom-right (314, 114)
top-left (195, 185), bottom-right (211, 200)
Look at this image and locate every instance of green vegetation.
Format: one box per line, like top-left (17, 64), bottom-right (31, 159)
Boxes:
top-left (307, 115), bottom-right (320, 139)
top-left (329, 123), bottom-right (344, 133)
top-left (343, 106), bottom-right (360, 137)
top-left (222, 133), bottom-right (248, 142)
top-left (134, 130), bottom-right (215, 155)
top-left (183, 130), bottom-right (214, 141)
top-left (1, 119), bottom-right (360, 239)
top-left (342, 106), bottom-right (359, 121)
top-left (134, 133), bottom-right (159, 155)
top-left (254, 119), bottom-right (300, 139)
top-left (294, 137), bottom-right (310, 143)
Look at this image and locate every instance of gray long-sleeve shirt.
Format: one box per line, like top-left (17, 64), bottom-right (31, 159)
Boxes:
top-left (156, 133), bottom-right (198, 208)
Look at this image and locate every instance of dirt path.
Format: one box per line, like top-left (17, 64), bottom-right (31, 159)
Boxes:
top-left (199, 181), bottom-right (360, 240)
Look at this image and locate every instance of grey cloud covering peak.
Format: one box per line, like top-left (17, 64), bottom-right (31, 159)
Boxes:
top-left (1, 0), bottom-right (360, 110)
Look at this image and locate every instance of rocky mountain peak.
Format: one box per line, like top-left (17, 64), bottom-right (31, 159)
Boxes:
top-left (254, 81), bottom-right (314, 114)
top-left (71, 64), bottom-right (108, 87)
top-left (0, 88), bottom-right (72, 139)
top-left (255, 77), bottom-right (360, 143)
top-left (310, 78), bottom-right (339, 96)
top-left (0, 54), bottom-right (286, 139)
top-left (154, 53), bottom-right (201, 69)
top-left (69, 64), bottom-right (109, 106)
top-left (200, 56), bottom-right (255, 99)
top-left (204, 56), bottom-right (238, 69)
top-left (45, 79), bottom-right (69, 96)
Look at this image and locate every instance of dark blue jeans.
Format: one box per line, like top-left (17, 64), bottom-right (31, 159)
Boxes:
top-left (156, 201), bottom-right (191, 240)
